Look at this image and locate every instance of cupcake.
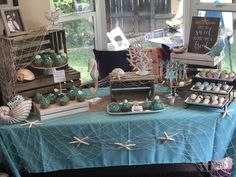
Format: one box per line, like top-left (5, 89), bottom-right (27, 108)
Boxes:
top-left (58, 93), bottom-right (69, 106)
top-left (43, 57), bottom-right (53, 68)
top-left (121, 99), bottom-right (132, 112)
top-left (47, 93), bottom-right (57, 104)
top-left (108, 102), bottom-right (121, 113)
top-left (67, 88), bottom-right (78, 100)
top-left (53, 55), bottom-right (65, 67)
top-left (39, 97), bottom-right (50, 109)
top-left (32, 55), bottom-right (43, 67)
top-left (151, 96), bottom-right (164, 110)
top-left (76, 90), bottom-right (87, 102)
top-left (34, 93), bottom-right (44, 103)
top-left (142, 98), bottom-right (152, 110)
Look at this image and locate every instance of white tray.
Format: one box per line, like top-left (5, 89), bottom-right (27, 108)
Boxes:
top-left (185, 97), bottom-right (228, 109)
top-left (190, 85), bottom-right (233, 95)
top-left (106, 101), bottom-right (165, 115)
top-left (195, 73), bottom-right (236, 82)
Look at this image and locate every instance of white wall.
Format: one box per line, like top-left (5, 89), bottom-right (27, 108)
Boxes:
top-left (19, 0), bottom-right (52, 30)
top-left (0, 0), bottom-right (52, 34)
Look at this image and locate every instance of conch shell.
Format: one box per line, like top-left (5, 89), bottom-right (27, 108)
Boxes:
top-left (0, 99), bottom-right (32, 124)
top-left (16, 69), bottom-right (35, 81)
top-left (110, 68), bottom-right (125, 80)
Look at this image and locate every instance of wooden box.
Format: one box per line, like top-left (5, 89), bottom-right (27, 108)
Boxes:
top-left (0, 29), bottom-right (81, 104)
top-left (34, 100), bottom-right (89, 120)
top-left (171, 52), bottom-right (223, 67)
top-left (109, 72), bottom-right (156, 101)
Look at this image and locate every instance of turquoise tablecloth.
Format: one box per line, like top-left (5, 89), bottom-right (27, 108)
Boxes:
top-left (0, 87), bottom-right (236, 177)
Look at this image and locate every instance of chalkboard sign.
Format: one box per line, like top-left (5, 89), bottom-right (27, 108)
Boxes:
top-left (188, 16), bottom-right (220, 54)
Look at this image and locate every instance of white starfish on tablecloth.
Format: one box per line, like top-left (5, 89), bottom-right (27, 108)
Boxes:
top-left (20, 120), bottom-right (42, 128)
top-left (115, 140), bottom-right (136, 150)
top-left (70, 136), bottom-right (90, 147)
top-left (221, 106), bottom-right (233, 119)
top-left (156, 131), bottom-right (177, 143)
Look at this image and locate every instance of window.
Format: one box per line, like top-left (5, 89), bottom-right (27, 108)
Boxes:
top-left (53, 0), bottom-right (96, 83)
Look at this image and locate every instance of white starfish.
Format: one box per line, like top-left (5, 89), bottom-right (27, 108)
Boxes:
top-left (114, 140), bottom-right (136, 150)
top-left (21, 120), bottom-right (42, 128)
top-left (70, 136), bottom-right (90, 147)
top-left (221, 107), bottom-right (233, 118)
top-left (156, 132), bottom-right (177, 143)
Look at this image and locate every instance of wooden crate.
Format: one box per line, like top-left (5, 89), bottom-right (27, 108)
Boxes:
top-left (0, 29), bottom-right (81, 104)
top-left (171, 52), bottom-right (223, 67)
top-left (15, 66), bottom-right (81, 98)
top-left (34, 100), bottom-right (89, 120)
top-left (109, 72), bottom-right (156, 101)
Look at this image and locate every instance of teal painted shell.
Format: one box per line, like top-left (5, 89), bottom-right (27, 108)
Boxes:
top-left (108, 102), bottom-right (121, 113)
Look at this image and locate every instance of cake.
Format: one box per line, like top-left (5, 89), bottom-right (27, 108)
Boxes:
top-left (142, 98), bottom-right (152, 110)
top-left (151, 96), bottom-right (164, 110)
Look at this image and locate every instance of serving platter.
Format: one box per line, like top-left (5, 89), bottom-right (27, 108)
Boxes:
top-left (190, 85), bottom-right (233, 95)
top-left (107, 106), bottom-right (165, 115)
top-left (195, 73), bottom-right (236, 82)
top-left (185, 97), bottom-right (228, 109)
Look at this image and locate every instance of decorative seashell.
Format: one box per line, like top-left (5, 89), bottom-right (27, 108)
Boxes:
top-left (212, 86), bottom-right (220, 92)
top-left (212, 72), bottom-right (220, 79)
top-left (195, 97), bottom-right (202, 103)
top-left (205, 95), bottom-right (211, 100)
top-left (199, 71), bottom-right (206, 77)
top-left (203, 81), bottom-right (209, 87)
top-left (110, 68), bottom-right (125, 80)
top-left (16, 69), bottom-right (35, 81)
top-left (224, 74), bottom-right (229, 79)
top-left (205, 85), bottom-right (212, 91)
top-left (203, 99), bottom-right (210, 104)
top-left (217, 83), bottom-right (222, 88)
top-left (211, 95), bottom-right (218, 101)
top-left (178, 81), bottom-right (185, 87)
top-left (195, 82), bottom-right (202, 88)
top-left (190, 94), bottom-right (197, 100)
top-left (229, 72), bottom-right (235, 79)
top-left (210, 83), bottom-right (216, 87)
top-left (218, 97), bottom-right (225, 104)
top-left (197, 95), bottom-right (204, 100)
top-left (212, 100), bottom-right (219, 105)
top-left (206, 71), bottom-right (212, 78)
top-left (222, 84), bottom-right (229, 91)
top-left (0, 100), bottom-right (32, 124)
top-left (198, 84), bottom-right (204, 90)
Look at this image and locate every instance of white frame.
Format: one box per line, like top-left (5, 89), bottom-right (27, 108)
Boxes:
top-left (0, 0), bottom-right (13, 9)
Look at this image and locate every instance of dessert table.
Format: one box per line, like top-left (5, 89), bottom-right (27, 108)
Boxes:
top-left (0, 87), bottom-right (236, 177)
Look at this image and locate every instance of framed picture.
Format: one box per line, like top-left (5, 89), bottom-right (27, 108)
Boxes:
top-left (0, 0), bottom-right (16, 8)
top-left (1, 6), bottom-right (27, 36)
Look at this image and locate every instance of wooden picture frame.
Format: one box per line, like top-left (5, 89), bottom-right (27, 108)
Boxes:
top-left (0, 0), bottom-right (18, 9)
top-left (1, 6), bottom-right (27, 37)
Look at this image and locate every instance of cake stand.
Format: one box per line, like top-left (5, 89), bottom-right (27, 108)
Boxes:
top-left (31, 62), bottom-right (67, 75)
